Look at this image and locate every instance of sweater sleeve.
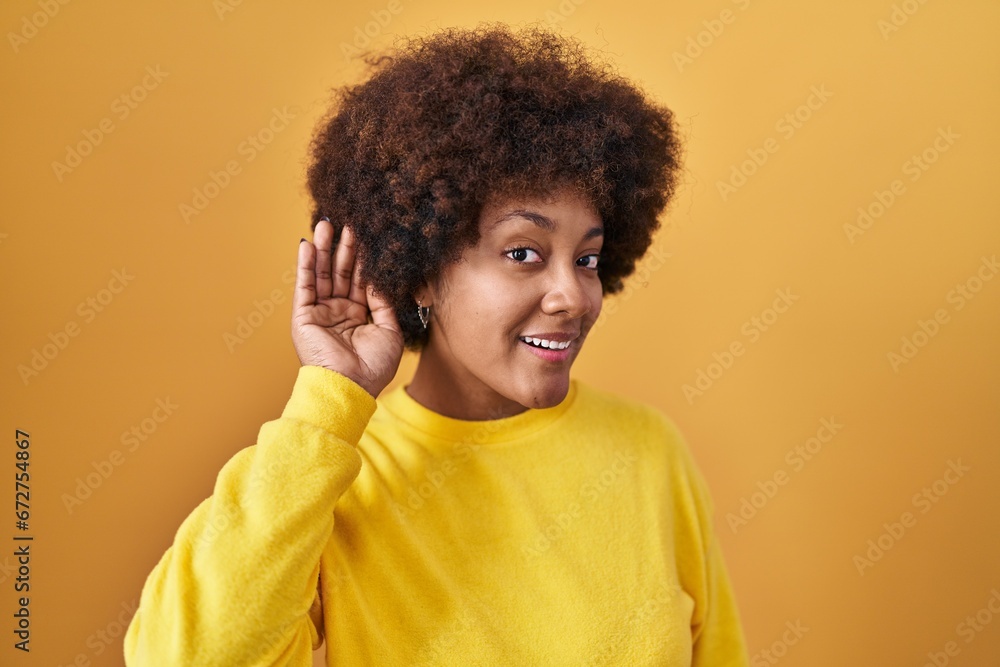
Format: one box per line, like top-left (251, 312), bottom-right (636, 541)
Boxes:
top-left (662, 416), bottom-right (751, 667)
top-left (692, 527), bottom-right (750, 666)
top-left (123, 365), bottom-right (377, 667)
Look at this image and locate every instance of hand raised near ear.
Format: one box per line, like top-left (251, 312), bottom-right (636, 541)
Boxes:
top-left (291, 220), bottom-right (404, 399)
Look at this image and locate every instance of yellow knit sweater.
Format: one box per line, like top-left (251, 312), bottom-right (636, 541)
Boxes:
top-left (124, 365), bottom-right (749, 666)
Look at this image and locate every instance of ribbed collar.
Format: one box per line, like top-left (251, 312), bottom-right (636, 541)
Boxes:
top-left (377, 379), bottom-right (579, 445)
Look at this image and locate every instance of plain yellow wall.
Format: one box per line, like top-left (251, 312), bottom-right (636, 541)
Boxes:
top-left (1, 1), bottom-right (998, 665)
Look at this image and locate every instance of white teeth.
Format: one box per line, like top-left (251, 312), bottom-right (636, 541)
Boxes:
top-left (520, 336), bottom-right (570, 350)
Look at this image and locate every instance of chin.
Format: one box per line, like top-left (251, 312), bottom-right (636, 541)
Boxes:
top-left (520, 378), bottom-right (571, 409)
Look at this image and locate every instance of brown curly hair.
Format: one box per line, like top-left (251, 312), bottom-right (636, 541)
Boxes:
top-left (306, 21), bottom-right (684, 352)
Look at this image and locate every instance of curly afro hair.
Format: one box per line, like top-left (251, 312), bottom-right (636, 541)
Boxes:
top-left (306, 21), bottom-right (685, 352)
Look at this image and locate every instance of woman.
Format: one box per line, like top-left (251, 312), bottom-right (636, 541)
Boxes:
top-left (125, 22), bottom-right (749, 666)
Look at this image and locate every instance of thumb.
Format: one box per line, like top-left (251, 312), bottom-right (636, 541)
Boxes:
top-left (367, 283), bottom-right (402, 335)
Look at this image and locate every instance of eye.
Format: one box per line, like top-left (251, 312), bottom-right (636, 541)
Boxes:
top-left (504, 246), bottom-right (601, 271)
top-left (504, 246), bottom-right (542, 264)
top-left (578, 254), bottom-right (600, 271)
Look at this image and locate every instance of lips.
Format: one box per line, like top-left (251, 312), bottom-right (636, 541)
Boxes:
top-left (519, 336), bottom-right (571, 350)
top-left (518, 336), bottom-right (574, 362)
top-left (519, 332), bottom-right (578, 342)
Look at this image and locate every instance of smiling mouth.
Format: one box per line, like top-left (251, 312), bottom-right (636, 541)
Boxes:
top-left (518, 336), bottom-right (572, 350)
top-left (517, 336), bottom-right (576, 362)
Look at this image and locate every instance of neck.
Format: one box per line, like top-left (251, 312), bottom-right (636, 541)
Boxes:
top-left (406, 342), bottom-right (529, 421)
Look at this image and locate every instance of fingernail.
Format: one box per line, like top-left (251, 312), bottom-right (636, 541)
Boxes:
top-left (320, 216), bottom-right (330, 222)
top-left (300, 237), bottom-right (307, 244)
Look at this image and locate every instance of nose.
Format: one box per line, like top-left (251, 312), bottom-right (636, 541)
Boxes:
top-left (540, 263), bottom-right (593, 319)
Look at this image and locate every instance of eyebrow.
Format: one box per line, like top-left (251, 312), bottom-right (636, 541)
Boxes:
top-left (490, 210), bottom-right (604, 240)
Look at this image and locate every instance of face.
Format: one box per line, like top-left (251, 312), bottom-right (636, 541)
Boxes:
top-left (409, 185), bottom-right (604, 420)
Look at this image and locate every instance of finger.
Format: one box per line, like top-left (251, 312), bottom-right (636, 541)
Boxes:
top-left (332, 224), bottom-right (356, 300)
top-left (292, 237), bottom-right (316, 311)
top-left (367, 283), bottom-right (403, 336)
top-left (348, 240), bottom-right (367, 306)
top-left (314, 218), bottom-right (334, 300)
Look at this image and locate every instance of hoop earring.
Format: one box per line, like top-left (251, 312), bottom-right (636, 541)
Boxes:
top-left (417, 299), bottom-right (430, 329)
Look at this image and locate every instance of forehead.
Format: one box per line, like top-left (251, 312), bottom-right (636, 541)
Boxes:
top-left (481, 187), bottom-right (603, 235)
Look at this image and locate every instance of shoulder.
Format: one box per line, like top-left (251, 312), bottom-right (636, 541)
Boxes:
top-left (572, 380), bottom-right (716, 527)
top-left (571, 380), bottom-right (698, 468)
top-left (571, 378), bottom-right (690, 457)
top-left (572, 379), bottom-right (710, 490)
top-left (571, 378), bottom-right (663, 426)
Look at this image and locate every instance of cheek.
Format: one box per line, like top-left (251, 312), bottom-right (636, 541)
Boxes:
top-left (446, 277), bottom-right (521, 341)
top-left (588, 284), bottom-right (604, 318)
top-left (470, 274), bottom-right (526, 314)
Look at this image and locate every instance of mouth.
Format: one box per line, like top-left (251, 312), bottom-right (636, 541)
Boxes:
top-left (518, 335), bottom-right (575, 362)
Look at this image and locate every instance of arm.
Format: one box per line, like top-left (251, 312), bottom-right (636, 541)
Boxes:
top-left (691, 528), bottom-right (750, 666)
top-left (662, 416), bottom-right (751, 667)
top-left (124, 365), bottom-right (377, 666)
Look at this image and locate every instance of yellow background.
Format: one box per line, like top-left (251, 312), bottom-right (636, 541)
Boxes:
top-left (1, 0), bottom-right (998, 665)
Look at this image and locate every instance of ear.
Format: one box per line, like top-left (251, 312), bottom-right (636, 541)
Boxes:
top-left (413, 285), bottom-right (431, 307)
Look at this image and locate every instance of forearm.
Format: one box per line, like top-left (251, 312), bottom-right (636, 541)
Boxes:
top-left (124, 366), bottom-right (377, 666)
